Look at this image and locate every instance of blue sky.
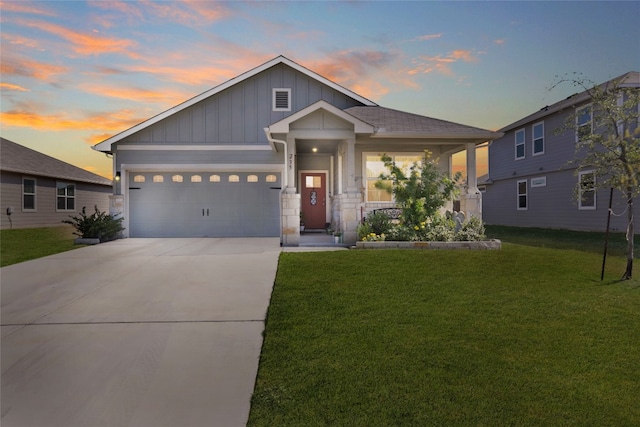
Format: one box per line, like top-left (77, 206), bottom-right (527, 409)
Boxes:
top-left (1, 0), bottom-right (639, 178)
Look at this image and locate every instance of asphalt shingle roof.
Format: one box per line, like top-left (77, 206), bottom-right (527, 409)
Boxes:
top-left (345, 106), bottom-right (501, 139)
top-left (0, 138), bottom-right (112, 186)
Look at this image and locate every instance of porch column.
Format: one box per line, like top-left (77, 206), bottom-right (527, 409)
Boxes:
top-left (466, 143), bottom-right (477, 192)
top-left (285, 136), bottom-right (297, 193)
top-left (345, 138), bottom-right (358, 194)
top-left (461, 142), bottom-right (482, 219)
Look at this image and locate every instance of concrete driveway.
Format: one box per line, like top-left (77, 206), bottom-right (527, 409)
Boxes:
top-left (1, 238), bottom-right (281, 427)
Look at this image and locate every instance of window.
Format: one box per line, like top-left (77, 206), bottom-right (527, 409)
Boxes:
top-left (517, 180), bottom-right (527, 210)
top-left (515, 129), bottom-right (525, 159)
top-left (172, 175), bottom-right (183, 183)
top-left (210, 175), bottom-right (220, 182)
top-left (56, 182), bottom-right (75, 211)
top-left (191, 175), bottom-right (202, 183)
top-left (532, 122), bottom-right (544, 155)
top-left (153, 175), bottom-right (164, 183)
top-left (133, 175), bottom-right (145, 183)
top-left (266, 175), bottom-right (277, 183)
top-left (579, 171), bottom-right (596, 210)
top-left (247, 175), bottom-right (258, 183)
top-left (273, 88), bottom-right (291, 111)
top-left (364, 153), bottom-right (422, 202)
top-left (531, 176), bottom-right (547, 188)
top-left (229, 175), bottom-right (239, 182)
top-left (576, 105), bottom-right (592, 142)
top-left (23, 178), bottom-right (36, 210)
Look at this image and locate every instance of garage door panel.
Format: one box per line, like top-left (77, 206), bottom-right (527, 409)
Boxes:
top-left (129, 172), bottom-right (280, 238)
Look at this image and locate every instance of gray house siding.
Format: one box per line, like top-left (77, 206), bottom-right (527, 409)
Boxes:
top-left (0, 171), bottom-right (111, 230)
top-left (116, 63), bottom-right (366, 147)
top-left (485, 91), bottom-right (639, 233)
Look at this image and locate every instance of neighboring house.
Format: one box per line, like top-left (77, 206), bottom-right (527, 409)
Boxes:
top-left (93, 55), bottom-right (501, 245)
top-left (483, 71), bottom-right (639, 233)
top-left (0, 138), bottom-right (112, 230)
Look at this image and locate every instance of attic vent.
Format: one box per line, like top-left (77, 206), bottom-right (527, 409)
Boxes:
top-left (273, 88), bottom-right (291, 111)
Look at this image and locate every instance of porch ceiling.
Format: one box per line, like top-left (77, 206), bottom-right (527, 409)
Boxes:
top-left (295, 139), bottom-right (340, 154)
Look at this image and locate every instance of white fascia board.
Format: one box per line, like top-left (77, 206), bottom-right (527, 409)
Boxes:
top-left (93, 55), bottom-right (377, 153)
top-left (369, 132), bottom-right (503, 142)
top-left (120, 163), bottom-right (284, 173)
top-left (267, 100), bottom-right (375, 134)
top-left (117, 144), bottom-right (272, 151)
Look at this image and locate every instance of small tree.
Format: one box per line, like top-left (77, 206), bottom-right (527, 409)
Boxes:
top-left (375, 151), bottom-right (462, 228)
top-left (63, 206), bottom-right (125, 242)
top-left (552, 73), bottom-right (639, 280)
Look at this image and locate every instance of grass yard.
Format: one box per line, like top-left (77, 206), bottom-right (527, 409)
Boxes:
top-left (0, 226), bottom-right (82, 267)
top-left (249, 245), bottom-right (639, 426)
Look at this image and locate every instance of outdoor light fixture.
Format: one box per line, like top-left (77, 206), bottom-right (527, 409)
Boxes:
top-left (312, 147), bottom-right (318, 153)
top-left (115, 171), bottom-right (121, 181)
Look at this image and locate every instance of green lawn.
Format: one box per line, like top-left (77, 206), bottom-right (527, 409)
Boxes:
top-left (249, 244), bottom-right (639, 426)
top-left (0, 226), bottom-right (82, 267)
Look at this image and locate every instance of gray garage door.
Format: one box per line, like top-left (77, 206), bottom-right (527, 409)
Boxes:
top-left (129, 172), bottom-right (281, 237)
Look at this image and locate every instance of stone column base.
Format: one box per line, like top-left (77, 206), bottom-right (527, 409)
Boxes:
top-left (281, 193), bottom-right (301, 246)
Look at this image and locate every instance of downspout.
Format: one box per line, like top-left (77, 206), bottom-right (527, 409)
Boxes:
top-left (263, 127), bottom-right (288, 189)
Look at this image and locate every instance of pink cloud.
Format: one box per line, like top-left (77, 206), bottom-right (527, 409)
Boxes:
top-left (0, 82), bottom-right (30, 92)
top-left (17, 18), bottom-right (139, 58)
top-left (0, 1), bottom-right (56, 16)
top-left (0, 56), bottom-right (69, 81)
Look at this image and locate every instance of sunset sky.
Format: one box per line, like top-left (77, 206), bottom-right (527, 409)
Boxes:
top-left (1, 1), bottom-right (639, 179)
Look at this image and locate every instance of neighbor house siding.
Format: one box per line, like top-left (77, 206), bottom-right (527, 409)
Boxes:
top-left (116, 63), bottom-right (366, 147)
top-left (0, 171), bottom-right (111, 229)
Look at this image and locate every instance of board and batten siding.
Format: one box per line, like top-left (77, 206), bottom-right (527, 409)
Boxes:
top-left (115, 63), bottom-right (366, 147)
top-left (0, 171), bottom-right (111, 230)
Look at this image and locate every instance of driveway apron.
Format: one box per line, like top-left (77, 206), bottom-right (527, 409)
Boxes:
top-left (1, 238), bottom-right (281, 427)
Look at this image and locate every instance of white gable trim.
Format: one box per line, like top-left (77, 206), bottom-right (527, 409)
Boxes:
top-left (266, 100), bottom-right (375, 134)
top-left (117, 144), bottom-right (271, 151)
top-left (93, 56), bottom-right (377, 153)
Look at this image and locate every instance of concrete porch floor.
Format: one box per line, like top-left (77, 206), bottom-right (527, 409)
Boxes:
top-left (299, 229), bottom-right (351, 248)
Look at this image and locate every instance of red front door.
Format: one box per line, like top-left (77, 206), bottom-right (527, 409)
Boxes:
top-left (301, 173), bottom-right (326, 229)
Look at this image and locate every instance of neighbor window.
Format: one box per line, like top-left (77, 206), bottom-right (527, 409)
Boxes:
top-left (576, 105), bottom-right (593, 142)
top-left (515, 129), bottom-right (525, 159)
top-left (364, 153), bottom-right (422, 202)
top-left (56, 181), bottom-right (75, 211)
top-left (273, 88), bottom-right (291, 112)
top-left (531, 176), bottom-right (547, 188)
top-left (23, 177), bottom-right (36, 210)
top-left (532, 122), bottom-right (544, 155)
top-left (517, 180), bottom-right (527, 210)
top-left (579, 171), bottom-right (596, 210)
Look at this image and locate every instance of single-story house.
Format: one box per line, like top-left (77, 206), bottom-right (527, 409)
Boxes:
top-left (1, 137), bottom-right (112, 230)
top-left (93, 55), bottom-right (502, 245)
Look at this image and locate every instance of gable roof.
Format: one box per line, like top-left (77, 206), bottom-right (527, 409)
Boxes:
top-left (93, 55), bottom-right (378, 153)
top-left (499, 71), bottom-right (639, 133)
top-left (345, 106), bottom-right (503, 142)
top-left (1, 138), bottom-right (112, 186)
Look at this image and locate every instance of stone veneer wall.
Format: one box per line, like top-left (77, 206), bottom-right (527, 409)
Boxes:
top-left (335, 193), bottom-right (362, 244)
top-left (281, 192), bottom-right (301, 246)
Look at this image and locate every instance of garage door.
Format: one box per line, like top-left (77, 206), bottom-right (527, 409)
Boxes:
top-left (128, 172), bottom-right (281, 237)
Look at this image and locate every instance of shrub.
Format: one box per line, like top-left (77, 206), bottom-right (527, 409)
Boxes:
top-left (63, 206), bottom-right (125, 242)
top-left (365, 210), bottom-right (393, 235)
top-left (357, 222), bottom-right (373, 240)
top-left (455, 216), bottom-right (486, 241)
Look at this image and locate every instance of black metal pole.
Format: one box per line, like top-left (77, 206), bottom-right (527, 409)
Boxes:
top-left (601, 188), bottom-right (614, 281)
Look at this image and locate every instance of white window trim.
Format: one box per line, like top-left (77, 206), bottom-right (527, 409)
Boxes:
top-left (576, 104), bottom-right (593, 143)
top-left (56, 181), bottom-right (76, 212)
top-left (532, 121), bottom-right (544, 156)
top-left (530, 176), bottom-right (547, 188)
top-left (578, 170), bottom-right (596, 210)
top-left (273, 88), bottom-right (291, 112)
top-left (517, 179), bottom-right (528, 210)
top-left (22, 177), bottom-right (37, 212)
top-left (515, 128), bottom-right (525, 160)
top-left (363, 152), bottom-right (424, 203)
